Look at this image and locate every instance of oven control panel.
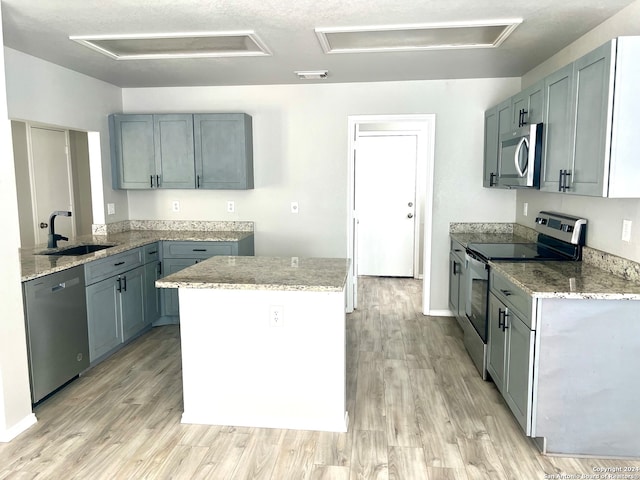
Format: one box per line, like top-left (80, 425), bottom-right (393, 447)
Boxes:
top-left (534, 211), bottom-right (587, 245)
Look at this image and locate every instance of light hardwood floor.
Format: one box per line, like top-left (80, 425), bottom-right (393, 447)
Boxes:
top-left (2, 277), bottom-right (639, 479)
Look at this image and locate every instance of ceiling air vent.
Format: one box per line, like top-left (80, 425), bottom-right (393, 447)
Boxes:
top-left (69, 31), bottom-right (271, 60)
top-left (315, 20), bottom-right (522, 54)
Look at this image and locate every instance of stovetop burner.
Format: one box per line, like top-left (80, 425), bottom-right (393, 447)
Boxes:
top-left (466, 242), bottom-right (570, 262)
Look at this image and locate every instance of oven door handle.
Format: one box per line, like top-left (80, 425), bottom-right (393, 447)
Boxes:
top-left (514, 136), bottom-right (529, 177)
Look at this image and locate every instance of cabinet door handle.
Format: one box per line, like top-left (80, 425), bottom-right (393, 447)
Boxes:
top-left (148, 250), bottom-right (157, 255)
top-left (563, 170), bottom-right (571, 192)
top-left (452, 261), bottom-right (460, 275)
top-left (122, 276), bottom-right (127, 292)
top-left (157, 261), bottom-right (162, 276)
top-left (116, 277), bottom-right (122, 293)
top-left (197, 175), bottom-right (201, 188)
top-left (114, 261), bottom-right (125, 266)
top-left (498, 308), bottom-right (505, 329)
top-left (489, 172), bottom-right (497, 187)
top-left (192, 248), bottom-right (207, 252)
top-left (150, 175), bottom-right (154, 188)
top-left (500, 289), bottom-right (512, 296)
top-left (156, 175), bottom-right (161, 187)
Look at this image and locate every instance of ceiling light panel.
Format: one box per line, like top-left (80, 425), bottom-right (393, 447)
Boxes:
top-left (70, 31), bottom-right (271, 60)
top-left (316, 20), bottom-right (522, 54)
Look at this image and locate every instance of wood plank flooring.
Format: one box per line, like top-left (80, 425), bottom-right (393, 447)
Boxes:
top-left (2, 276), bottom-right (640, 479)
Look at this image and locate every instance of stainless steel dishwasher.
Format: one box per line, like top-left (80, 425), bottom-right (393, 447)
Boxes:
top-left (22, 265), bottom-right (89, 403)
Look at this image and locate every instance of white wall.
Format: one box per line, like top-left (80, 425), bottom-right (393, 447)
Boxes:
top-left (123, 78), bottom-right (521, 312)
top-left (516, 0), bottom-right (640, 262)
top-left (3, 48), bottom-right (125, 226)
top-left (0, 10), bottom-right (36, 442)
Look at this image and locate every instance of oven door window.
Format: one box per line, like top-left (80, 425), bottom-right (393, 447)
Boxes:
top-left (465, 259), bottom-right (488, 342)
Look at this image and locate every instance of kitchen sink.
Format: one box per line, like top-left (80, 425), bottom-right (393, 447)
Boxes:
top-left (38, 244), bottom-right (115, 256)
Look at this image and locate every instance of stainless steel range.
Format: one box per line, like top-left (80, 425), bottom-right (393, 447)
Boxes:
top-left (462, 211), bottom-right (587, 379)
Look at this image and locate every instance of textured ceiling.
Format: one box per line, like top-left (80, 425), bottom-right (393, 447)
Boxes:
top-left (1, 0), bottom-right (636, 87)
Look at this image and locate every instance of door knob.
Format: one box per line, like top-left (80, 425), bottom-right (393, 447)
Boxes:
top-left (407, 213), bottom-right (414, 219)
top-left (40, 222), bottom-right (48, 229)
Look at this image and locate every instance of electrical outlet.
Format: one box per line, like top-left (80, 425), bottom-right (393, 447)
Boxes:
top-left (227, 201), bottom-right (235, 213)
top-left (291, 202), bottom-right (299, 214)
top-left (172, 201), bottom-right (180, 212)
top-left (291, 256), bottom-right (299, 267)
top-left (269, 305), bottom-right (284, 327)
top-left (622, 219), bottom-right (632, 242)
top-left (523, 202), bottom-right (528, 217)
top-left (107, 203), bottom-right (115, 215)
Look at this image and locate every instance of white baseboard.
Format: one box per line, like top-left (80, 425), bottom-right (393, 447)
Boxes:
top-left (426, 309), bottom-right (454, 317)
top-left (0, 413), bottom-right (37, 443)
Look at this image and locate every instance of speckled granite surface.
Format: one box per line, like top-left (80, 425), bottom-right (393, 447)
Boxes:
top-left (20, 230), bottom-right (254, 282)
top-left (156, 256), bottom-right (350, 292)
top-left (92, 220), bottom-right (254, 235)
top-left (490, 261), bottom-right (640, 300)
top-left (449, 222), bottom-right (640, 299)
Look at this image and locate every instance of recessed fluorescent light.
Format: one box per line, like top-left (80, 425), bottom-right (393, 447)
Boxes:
top-left (315, 20), bottom-right (522, 54)
top-left (295, 70), bottom-right (329, 80)
top-left (69, 31), bottom-right (271, 60)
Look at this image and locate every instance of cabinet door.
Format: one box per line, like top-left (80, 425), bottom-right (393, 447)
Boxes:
top-left (110, 114), bottom-right (156, 189)
top-left (153, 114), bottom-right (196, 189)
top-left (483, 107), bottom-right (499, 187)
top-left (487, 293), bottom-right (506, 393)
top-left (144, 260), bottom-right (162, 325)
top-left (194, 113), bottom-right (254, 189)
top-left (540, 64), bottom-right (574, 192)
top-left (86, 277), bottom-right (121, 361)
top-left (511, 81), bottom-right (545, 128)
top-left (161, 258), bottom-right (199, 316)
top-left (569, 42), bottom-right (614, 197)
top-left (448, 252), bottom-right (461, 315)
top-left (504, 310), bottom-right (535, 434)
top-left (121, 266), bottom-right (146, 342)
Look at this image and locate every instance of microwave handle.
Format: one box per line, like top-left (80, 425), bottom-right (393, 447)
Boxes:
top-left (514, 136), bottom-right (528, 177)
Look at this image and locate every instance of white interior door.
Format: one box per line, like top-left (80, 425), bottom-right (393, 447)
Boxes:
top-left (29, 126), bottom-right (75, 245)
top-left (355, 134), bottom-right (417, 277)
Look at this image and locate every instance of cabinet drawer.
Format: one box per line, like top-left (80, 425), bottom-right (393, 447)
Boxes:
top-left (143, 243), bottom-right (160, 263)
top-left (490, 270), bottom-right (533, 328)
top-left (163, 241), bottom-right (235, 259)
top-left (85, 248), bottom-right (143, 285)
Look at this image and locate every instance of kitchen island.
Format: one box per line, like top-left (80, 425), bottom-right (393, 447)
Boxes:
top-left (156, 256), bottom-right (350, 432)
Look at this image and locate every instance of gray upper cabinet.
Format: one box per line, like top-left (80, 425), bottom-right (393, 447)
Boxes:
top-left (483, 100), bottom-right (511, 188)
top-left (194, 114), bottom-right (254, 190)
top-left (511, 80), bottom-right (545, 128)
top-left (540, 64), bottom-right (575, 193)
top-left (110, 112), bottom-right (254, 190)
top-left (153, 114), bottom-right (196, 189)
top-left (110, 114), bottom-right (155, 189)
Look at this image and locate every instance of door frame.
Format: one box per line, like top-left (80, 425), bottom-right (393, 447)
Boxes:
top-left (26, 123), bottom-right (76, 243)
top-left (346, 114), bottom-right (436, 314)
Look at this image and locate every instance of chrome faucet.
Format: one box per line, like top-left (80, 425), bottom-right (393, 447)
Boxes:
top-left (48, 211), bottom-right (72, 248)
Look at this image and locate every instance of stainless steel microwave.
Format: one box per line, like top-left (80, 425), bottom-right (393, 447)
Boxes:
top-left (498, 123), bottom-right (543, 188)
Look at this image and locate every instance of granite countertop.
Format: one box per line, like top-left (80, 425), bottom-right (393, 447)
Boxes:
top-left (156, 256), bottom-right (350, 292)
top-left (490, 261), bottom-right (640, 300)
top-left (20, 230), bottom-right (254, 282)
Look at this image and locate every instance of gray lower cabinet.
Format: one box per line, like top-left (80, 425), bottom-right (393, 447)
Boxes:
top-left (448, 239), bottom-right (467, 327)
top-left (143, 243), bottom-right (162, 325)
top-left (159, 237), bottom-right (255, 320)
top-left (85, 248), bottom-right (147, 362)
top-left (487, 291), bottom-right (534, 434)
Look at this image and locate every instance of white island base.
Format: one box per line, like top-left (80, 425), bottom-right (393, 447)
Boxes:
top-left (178, 287), bottom-right (348, 432)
